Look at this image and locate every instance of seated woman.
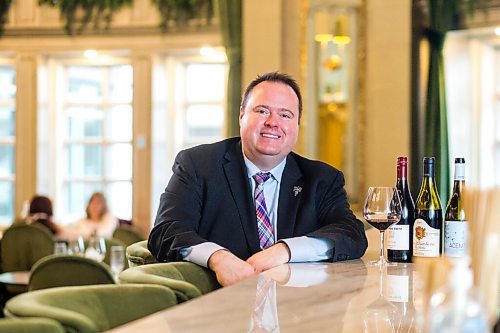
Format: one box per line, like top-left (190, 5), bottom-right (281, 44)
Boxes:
top-left (27, 195), bottom-right (65, 237)
top-left (71, 192), bottom-right (118, 239)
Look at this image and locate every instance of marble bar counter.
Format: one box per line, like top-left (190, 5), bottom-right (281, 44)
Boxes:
top-left (109, 246), bottom-right (420, 332)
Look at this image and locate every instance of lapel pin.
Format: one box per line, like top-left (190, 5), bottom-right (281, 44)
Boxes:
top-left (293, 186), bottom-right (302, 197)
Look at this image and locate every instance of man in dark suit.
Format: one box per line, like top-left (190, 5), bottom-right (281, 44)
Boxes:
top-left (149, 72), bottom-right (367, 286)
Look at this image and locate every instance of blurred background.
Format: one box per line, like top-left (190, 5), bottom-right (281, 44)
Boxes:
top-left (0, 0), bottom-right (498, 236)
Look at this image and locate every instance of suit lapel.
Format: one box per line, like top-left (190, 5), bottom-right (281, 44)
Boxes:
top-left (223, 141), bottom-right (261, 254)
top-left (277, 154), bottom-right (303, 239)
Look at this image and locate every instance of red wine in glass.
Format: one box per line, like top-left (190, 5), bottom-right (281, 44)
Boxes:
top-left (365, 213), bottom-right (401, 231)
top-left (363, 187), bottom-right (402, 266)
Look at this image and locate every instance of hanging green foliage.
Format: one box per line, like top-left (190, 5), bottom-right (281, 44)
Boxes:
top-left (0, 0), bottom-right (492, 37)
top-left (0, 0), bottom-right (12, 35)
top-left (152, 0), bottom-right (214, 32)
top-left (38, 0), bottom-right (133, 35)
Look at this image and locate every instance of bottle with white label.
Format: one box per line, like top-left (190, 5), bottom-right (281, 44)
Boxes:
top-left (413, 157), bottom-right (443, 257)
top-left (387, 157), bottom-right (415, 263)
top-left (444, 158), bottom-right (467, 257)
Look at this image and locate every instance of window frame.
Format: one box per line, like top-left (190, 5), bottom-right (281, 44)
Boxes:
top-left (43, 55), bottom-right (134, 224)
top-left (0, 59), bottom-right (16, 226)
top-left (151, 50), bottom-right (228, 224)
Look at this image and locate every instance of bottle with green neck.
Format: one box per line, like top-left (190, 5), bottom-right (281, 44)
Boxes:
top-left (444, 158), bottom-right (467, 257)
top-left (413, 157), bottom-right (443, 257)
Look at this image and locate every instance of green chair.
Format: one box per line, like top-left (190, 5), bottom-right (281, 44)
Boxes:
top-left (112, 226), bottom-right (144, 247)
top-left (29, 255), bottom-right (116, 291)
top-left (4, 284), bottom-right (177, 333)
top-left (1, 223), bottom-right (55, 295)
top-left (125, 240), bottom-right (156, 267)
top-left (119, 262), bottom-right (220, 302)
top-left (0, 317), bottom-right (65, 333)
top-left (1, 223), bottom-right (54, 272)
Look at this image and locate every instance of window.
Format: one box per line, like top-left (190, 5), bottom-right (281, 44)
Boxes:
top-left (183, 63), bottom-right (226, 147)
top-left (40, 58), bottom-right (133, 224)
top-left (445, 28), bottom-right (500, 188)
top-left (152, 50), bottom-right (227, 220)
top-left (0, 64), bottom-right (16, 226)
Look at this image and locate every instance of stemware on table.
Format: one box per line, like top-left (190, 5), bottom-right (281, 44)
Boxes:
top-left (363, 187), bottom-right (402, 266)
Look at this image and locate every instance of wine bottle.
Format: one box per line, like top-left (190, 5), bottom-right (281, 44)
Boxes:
top-left (444, 158), bottom-right (467, 257)
top-left (387, 157), bottom-right (415, 263)
top-left (413, 157), bottom-right (443, 257)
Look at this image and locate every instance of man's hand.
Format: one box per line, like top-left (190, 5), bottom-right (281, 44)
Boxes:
top-left (208, 249), bottom-right (256, 286)
top-left (246, 242), bottom-right (291, 273)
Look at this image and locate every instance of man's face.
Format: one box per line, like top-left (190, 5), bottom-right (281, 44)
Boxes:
top-left (239, 81), bottom-right (300, 170)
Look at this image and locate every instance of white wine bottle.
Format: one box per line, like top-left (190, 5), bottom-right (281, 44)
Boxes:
top-left (444, 158), bottom-right (467, 257)
top-left (413, 157), bottom-right (443, 257)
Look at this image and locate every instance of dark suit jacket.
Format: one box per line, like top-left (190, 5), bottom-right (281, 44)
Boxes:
top-left (148, 137), bottom-right (367, 262)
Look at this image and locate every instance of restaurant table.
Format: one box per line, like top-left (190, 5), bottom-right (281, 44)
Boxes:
top-left (108, 229), bottom-right (425, 333)
top-left (0, 271), bottom-right (30, 286)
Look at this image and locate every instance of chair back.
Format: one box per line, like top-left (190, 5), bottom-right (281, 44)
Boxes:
top-left (119, 261), bottom-right (220, 302)
top-left (125, 240), bottom-right (156, 267)
top-left (0, 317), bottom-right (65, 333)
top-left (112, 226), bottom-right (144, 246)
top-left (29, 254), bottom-right (116, 291)
top-left (5, 284), bottom-right (177, 333)
top-left (1, 223), bottom-right (54, 273)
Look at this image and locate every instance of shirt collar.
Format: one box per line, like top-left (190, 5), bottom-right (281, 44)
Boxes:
top-left (242, 151), bottom-right (287, 183)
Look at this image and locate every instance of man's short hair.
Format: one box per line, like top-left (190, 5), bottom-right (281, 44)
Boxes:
top-left (240, 71), bottom-right (302, 121)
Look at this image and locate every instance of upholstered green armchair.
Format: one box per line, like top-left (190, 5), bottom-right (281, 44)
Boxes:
top-left (1, 223), bottom-right (54, 272)
top-left (112, 226), bottom-right (144, 247)
top-left (1, 223), bottom-right (55, 295)
top-left (119, 262), bottom-right (220, 302)
top-left (0, 317), bottom-right (65, 333)
top-left (125, 240), bottom-right (156, 267)
top-left (4, 284), bottom-right (177, 333)
top-left (29, 255), bottom-right (116, 291)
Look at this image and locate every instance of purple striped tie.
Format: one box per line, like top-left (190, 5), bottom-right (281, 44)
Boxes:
top-left (253, 172), bottom-right (274, 250)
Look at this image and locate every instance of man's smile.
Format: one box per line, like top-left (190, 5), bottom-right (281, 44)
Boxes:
top-left (261, 133), bottom-right (281, 139)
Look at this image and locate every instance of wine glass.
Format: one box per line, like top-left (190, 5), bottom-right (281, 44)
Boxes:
top-left (85, 236), bottom-right (107, 262)
top-left (363, 187), bottom-right (402, 266)
top-left (69, 236), bottom-right (85, 256)
top-left (110, 245), bottom-right (125, 277)
top-left (53, 241), bottom-right (68, 255)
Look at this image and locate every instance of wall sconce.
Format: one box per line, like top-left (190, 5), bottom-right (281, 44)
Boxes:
top-left (332, 15), bottom-right (350, 45)
top-left (314, 11), bottom-right (333, 43)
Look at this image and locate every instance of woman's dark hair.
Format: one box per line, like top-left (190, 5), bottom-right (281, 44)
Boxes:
top-left (29, 195), bottom-right (53, 218)
top-left (240, 71), bottom-right (303, 122)
top-left (29, 195), bottom-right (58, 234)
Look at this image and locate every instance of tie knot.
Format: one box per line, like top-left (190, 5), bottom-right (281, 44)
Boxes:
top-left (253, 172), bottom-right (271, 185)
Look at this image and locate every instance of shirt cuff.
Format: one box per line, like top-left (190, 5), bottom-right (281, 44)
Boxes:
top-left (180, 242), bottom-right (226, 268)
top-left (280, 236), bottom-right (334, 262)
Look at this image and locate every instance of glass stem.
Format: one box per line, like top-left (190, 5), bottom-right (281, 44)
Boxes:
top-left (379, 231), bottom-right (385, 264)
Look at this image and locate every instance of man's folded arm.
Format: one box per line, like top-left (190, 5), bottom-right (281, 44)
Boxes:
top-left (148, 150), bottom-right (205, 262)
top-left (305, 171), bottom-right (368, 261)
top-left (180, 242), bottom-right (226, 268)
